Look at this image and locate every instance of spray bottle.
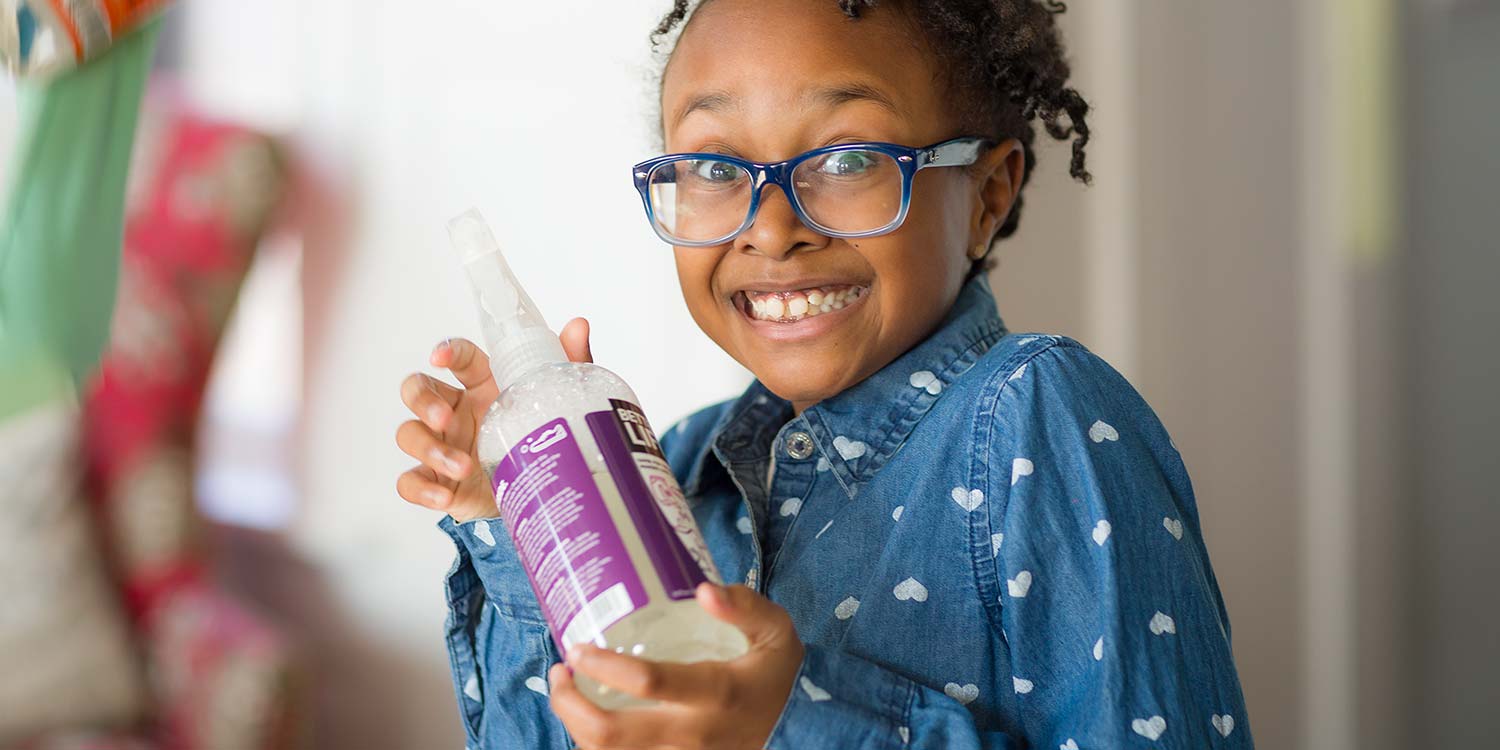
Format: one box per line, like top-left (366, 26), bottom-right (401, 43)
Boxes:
top-left (447, 209), bottom-right (748, 709)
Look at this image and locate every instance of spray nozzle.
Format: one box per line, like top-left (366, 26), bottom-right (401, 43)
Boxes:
top-left (447, 208), bottom-right (568, 391)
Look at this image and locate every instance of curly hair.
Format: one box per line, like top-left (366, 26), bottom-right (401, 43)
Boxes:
top-left (649, 0), bottom-right (1092, 256)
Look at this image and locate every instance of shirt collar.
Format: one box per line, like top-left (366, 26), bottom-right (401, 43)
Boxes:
top-left (684, 274), bottom-right (1008, 497)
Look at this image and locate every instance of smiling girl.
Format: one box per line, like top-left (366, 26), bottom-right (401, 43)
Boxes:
top-left (396, 1), bottom-right (1253, 748)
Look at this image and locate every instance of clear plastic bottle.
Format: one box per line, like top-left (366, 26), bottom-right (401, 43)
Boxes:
top-left (448, 209), bottom-right (748, 709)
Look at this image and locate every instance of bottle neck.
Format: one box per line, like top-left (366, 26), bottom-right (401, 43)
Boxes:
top-left (487, 326), bottom-right (568, 392)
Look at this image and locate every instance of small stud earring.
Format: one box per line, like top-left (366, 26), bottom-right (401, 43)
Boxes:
top-left (969, 243), bottom-right (987, 260)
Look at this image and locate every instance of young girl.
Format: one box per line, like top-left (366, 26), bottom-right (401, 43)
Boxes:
top-left (396, 1), bottom-right (1253, 747)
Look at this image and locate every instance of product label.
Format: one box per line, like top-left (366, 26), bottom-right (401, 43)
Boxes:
top-left (586, 400), bottom-right (721, 599)
top-left (492, 418), bottom-right (647, 653)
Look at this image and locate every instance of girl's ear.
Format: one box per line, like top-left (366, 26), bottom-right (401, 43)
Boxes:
top-left (967, 139), bottom-right (1026, 258)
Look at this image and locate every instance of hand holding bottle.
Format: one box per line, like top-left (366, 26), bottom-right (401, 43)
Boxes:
top-left (395, 319), bottom-right (593, 523)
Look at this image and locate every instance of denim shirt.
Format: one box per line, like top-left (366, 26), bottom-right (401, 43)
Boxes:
top-left (436, 275), bottom-right (1254, 749)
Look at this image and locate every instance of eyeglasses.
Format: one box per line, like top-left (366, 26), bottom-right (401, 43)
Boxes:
top-left (631, 136), bottom-right (995, 247)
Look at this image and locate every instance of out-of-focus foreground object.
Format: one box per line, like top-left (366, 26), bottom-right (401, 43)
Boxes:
top-left (0, 18), bottom-right (155, 419)
top-left (0, 0), bottom-right (170, 79)
top-left (0, 73), bottom-right (306, 746)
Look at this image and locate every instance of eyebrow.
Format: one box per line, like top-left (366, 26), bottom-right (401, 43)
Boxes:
top-left (671, 81), bottom-right (902, 127)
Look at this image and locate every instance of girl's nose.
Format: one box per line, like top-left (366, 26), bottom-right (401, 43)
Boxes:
top-left (733, 185), bottom-right (829, 260)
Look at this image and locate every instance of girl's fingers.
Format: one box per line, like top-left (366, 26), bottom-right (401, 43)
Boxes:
top-left (696, 583), bottom-right (798, 648)
top-left (400, 372), bottom-right (463, 431)
top-left (547, 664), bottom-right (675, 749)
top-left (431, 338), bottom-right (496, 391)
top-left (396, 465), bottom-right (452, 510)
top-left (560, 318), bottom-right (594, 364)
top-left (566, 643), bottom-right (731, 707)
top-left (395, 419), bottom-right (472, 481)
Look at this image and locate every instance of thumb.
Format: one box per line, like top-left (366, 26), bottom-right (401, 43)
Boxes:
top-left (696, 583), bottom-right (795, 646)
top-left (560, 317), bottom-right (594, 363)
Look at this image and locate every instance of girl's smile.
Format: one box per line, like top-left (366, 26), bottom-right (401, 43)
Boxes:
top-left (733, 282), bottom-right (871, 343)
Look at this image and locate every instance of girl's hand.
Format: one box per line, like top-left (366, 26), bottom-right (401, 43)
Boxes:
top-left (549, 583), bottom-right (804, 750)
top-left (396, 318), bottom-right (593, 522)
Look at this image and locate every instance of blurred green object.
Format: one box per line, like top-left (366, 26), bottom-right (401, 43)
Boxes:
top-left (0, 19), bottom-right (158, 420)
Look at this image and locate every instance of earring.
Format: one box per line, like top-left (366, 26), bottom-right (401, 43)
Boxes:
top-left (968, 243), bottom-right (987, 260)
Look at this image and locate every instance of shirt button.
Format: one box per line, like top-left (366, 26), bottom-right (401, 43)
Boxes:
top-left (745, 568), bottom-right (759, 589)
top-left (785, 431), bottom-right (815, 460)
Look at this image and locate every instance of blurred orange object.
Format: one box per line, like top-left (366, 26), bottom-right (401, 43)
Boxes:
top-left (2, 0), bottom-right (171, 78)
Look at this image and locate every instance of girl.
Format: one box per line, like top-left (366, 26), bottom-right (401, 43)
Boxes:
top-left (396, 1), bottom-right (1253, 747)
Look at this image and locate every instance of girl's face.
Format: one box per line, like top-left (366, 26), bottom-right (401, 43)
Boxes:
top-left (661, 0), bottom-right (1024, 412)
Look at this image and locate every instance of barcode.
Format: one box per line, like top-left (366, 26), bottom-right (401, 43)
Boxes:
top-left (561, 582), bottom-right (636, 649)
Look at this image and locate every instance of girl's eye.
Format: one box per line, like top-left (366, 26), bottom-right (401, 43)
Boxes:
top-left (817, 150), bottom-right (878, 176)
top-left (692, 160), bottom-right (744, 183)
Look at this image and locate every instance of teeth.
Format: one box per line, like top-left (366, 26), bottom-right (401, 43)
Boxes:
top-left (743, 285), bottom-right (866, 322)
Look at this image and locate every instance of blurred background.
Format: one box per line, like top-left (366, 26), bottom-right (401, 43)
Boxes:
top-left (1, 0), bottom-right (1495, 748)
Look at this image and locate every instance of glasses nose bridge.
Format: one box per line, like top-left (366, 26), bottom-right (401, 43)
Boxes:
top-left (750, 160), bottom-right (799, 207)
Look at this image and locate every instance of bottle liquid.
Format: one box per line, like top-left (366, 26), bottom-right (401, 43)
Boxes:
top-left (447, 209), bottom-right (748, 709)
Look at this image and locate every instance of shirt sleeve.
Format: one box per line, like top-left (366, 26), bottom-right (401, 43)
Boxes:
top-left (437, 515), bottom-right (572, 750)
top-left (984, 344), bottom-right (1254, 748)
top-left (766, 645), bottom-right (1020, 749)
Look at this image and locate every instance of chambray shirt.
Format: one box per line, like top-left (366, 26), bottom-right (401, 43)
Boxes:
top-left (436, 275), bottom-right (1254, 749)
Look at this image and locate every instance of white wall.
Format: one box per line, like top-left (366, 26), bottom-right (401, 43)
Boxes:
top-left (181, 2), bottom-right (748, 746)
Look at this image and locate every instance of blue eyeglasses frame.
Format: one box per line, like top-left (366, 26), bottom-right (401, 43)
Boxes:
top-left (631, 136), bottom-right (996, 247)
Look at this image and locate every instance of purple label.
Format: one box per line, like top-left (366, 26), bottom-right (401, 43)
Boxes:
top-left (492, 418), bottom-right (646, 654)
top-left (586, 400), bottom-right (719, 600)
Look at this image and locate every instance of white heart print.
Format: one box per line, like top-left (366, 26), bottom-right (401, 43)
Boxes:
top-left (834, 596), bottom-right (860, 620)
top-left (1012, 676), bottom-right (1034, 694)
top-left (893, 577), bottom-right (929, 602)
top-left (799, 676), bottom-right (831, 702)
top-left (898, 727), bottom-right (910, 744)
top-left (908, 370), bottom-right (943, 395)
top-left (464, 674), bottom-right (481, 702)
top-left (736, 516), bottom-right (753, 534)
top-left (1163, 517), bottom-right (1184, 540)
top-left (1060, 741), bottom-right (1079, 750)
top-left (833, 436), bottom-right (868, 461)
top-left (1132, 716), bottom-right (1166, 741)
top-left (991, 532), bottom-right (1004, 556)
top-left (944, 683), bottom-right (979, 705)
top-left (1212, 713), bottom-right (1235, 737)
top-left (1007, 570), bottom-right (1033, 598)
top-left (951, 486), bottom-right (985, 512)
top-left (1093, 637), bottom-right (1104, 661)
top-left (1088, 420), bottom-right (1120, 443)
top-left (1011, 458), bottom-right (1034, 486)
top-left (524, 676), bottom-right (548, 696)
top-left (892, 505), bottom-right (904, 522)
top-left (1009, 362), bottom-right (1028, 382)
top-left (1092, 519), bottom-right (1112, 545)
top-left (779, 497), bottom-right (803, 516)
top-left (472, 520), bottom-right (496, 546)
top-left (816, 456), bottom-right (830, 472)
top-left (1149, 611), bottom-right (1177, 635)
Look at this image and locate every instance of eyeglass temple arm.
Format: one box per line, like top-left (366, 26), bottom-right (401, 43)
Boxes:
top-left (917, 138), bottom-right (997, 170)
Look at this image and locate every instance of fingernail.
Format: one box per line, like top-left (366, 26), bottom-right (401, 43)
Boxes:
top-left (427, 404), bottom-right (447, 428)
top-left (431, 339), bottom-right (451, 362)
top-left (425, 488), bottom-right (450, 506)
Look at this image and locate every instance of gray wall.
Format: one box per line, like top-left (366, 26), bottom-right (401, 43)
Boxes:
top-left (1404, 3), bottom-right (1500, 747)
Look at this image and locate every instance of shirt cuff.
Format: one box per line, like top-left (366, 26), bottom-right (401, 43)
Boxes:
top-left (438, 515), bottom-right (488, 748)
